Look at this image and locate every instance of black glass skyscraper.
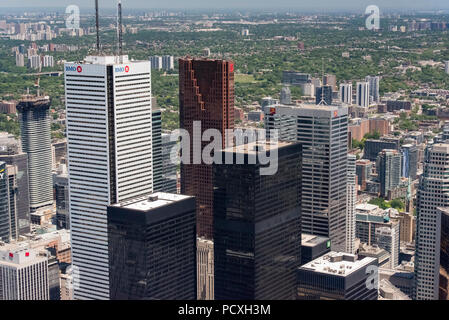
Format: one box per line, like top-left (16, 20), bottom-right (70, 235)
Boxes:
top-left (214, 141), bottom-right (302, 300)
top-left (108, 193), bottom-right (196, 300)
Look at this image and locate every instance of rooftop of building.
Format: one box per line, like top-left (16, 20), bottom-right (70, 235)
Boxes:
top-left (0, 245), bottom-right (46, 266)
top-left (299, 252), bottom-right (376, 277)
top-left (82, 55), bottom-right (130, 65)
top-left (301, 233), bottom-right (330, 248)
top-left (273, 102), bottom-right (342, 112)
top-left (379, 279), bottom-right (411, 300)
top-left (355, 203), bottom-right (383, 213)
top-left (221, 140), bottom-right (293, 155)
top-left (429, 143), bottom-right (449, 153)
top-left (112, 192), bottom-right (192, 212)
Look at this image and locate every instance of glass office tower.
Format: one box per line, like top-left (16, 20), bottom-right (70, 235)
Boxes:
top-left (214, 141), bottom-right (302, 300)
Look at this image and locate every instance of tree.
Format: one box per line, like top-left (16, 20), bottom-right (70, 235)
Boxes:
top-left (369, 197), bottom-right (390, 209)
top-left (390, 198), bottom-right (405, 210)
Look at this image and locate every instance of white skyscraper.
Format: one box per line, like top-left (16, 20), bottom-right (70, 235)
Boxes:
top-left (445, 61), bottom-right (449, 75)
top-left (346, 154), bottom-right (357, 254)
top-left (415, 143), bottom-right (449, 300)
top-left (0, 247), bottom-right (49, 300)
top-left (339, 83), bottom-right (353, 105)
top-left (65, 55), bottom-right (153, 300)
top-left (365, 76), bottom-right (380, 103)
top-left (356, 81), bottom-right (370, 108)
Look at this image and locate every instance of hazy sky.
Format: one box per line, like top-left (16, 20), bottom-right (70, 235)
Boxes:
top-left (1, 0), bottom-right (448, 10)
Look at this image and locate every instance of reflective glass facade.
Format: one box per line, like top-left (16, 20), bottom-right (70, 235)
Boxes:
top-left (214, 143), bottom-right (302, 300)
top-left (108, 194), bottom-right (196, 300)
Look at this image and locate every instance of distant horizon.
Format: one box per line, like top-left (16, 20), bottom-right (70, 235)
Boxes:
top-left (0, 0), bottom-right (449, 11)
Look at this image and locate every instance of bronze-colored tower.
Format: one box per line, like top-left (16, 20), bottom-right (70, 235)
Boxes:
top-left (179, 58), bottom-right (234, 239)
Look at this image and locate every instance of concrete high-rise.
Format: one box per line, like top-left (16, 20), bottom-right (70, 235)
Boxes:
top-left (323, 74), bottom-right (337, 91)
top-left (197, 237), bottom-right (214, 300)
top-left (376, 149), bottom-right (402, 198)
top-left (339, 83), bottom-right (353, 105)
top-left (0, 133), bottom-right (30, 237)
top-left (280, 86), bottom-right (292, 105)
top-left (265, 104), bottom-right (348, 252)
top-left (0, 246), bottom-right (49, 300)
top-left (0, 162), bottom-right (9, 242)
top-left (356, 81), bottom-right (370, 107)
top-left (346, 155), bottom-right (357, 254)
top-left (108, 193), bottom-right (196, 300)
top-left (152, 108), bottom-right (163, 192)
top-left (214, 141), bottom-right (302, 300)
top-left (366, 76), bottom-right (380, 103)
top-left (17, 95), bottom-right (53, 213)
top-left (53, 164), bottom-right (69, 230)
top-left (65, 55), bottom-right (153, 300)
top-left (415, 143), bottom-right (449, 300)
top-left (179, 58), bottom-right (234, 239)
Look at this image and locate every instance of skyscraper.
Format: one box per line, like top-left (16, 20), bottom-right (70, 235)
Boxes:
top-left (346, 155), bottom-right (357, 254)
top-left (179, 57), bottom-right (234, 239)
top-left (65, 55), bottom-right (153, 300)
top-left (162, 55), bottom-right (175, 71)
top-left (376, 149), bottom-right (402, 198)
top-left (16, 95), bottom-right (53, 213)
top-left (415, 143), bottom-right (449, 300)
top-left (315, 85), bottom-right (333, 105)
top-left (152, 108), bottom-right (163, 192)
top-left (280, 86), bottom-right (292, 105)
top-left (108, 193), bottom-right (196, 300)
top-left (339, 83), bottom-right (353, 105)
top-left (355, 203), bottom-right (400, 268)
top-left (323, 74), bottom-right (337, 91)
top-left (161, 133), bottom-right (178, 193)
top-left (401, 144), bottom-right (418, 180)
top-left (356, 81), bottom-right (370, 107)
top-left (0, 247), bottom-right (49, 300)
top-left (439, 207), bottom-right (449, 300)
top-left (366, 76), bottom-right (380, 103)
top-left (0, 133), bottom-right (30, 237)
top-left (0, 162), bottom-right (9, 242)
top-left (149, 56), bottom-right (162, 70)
top-left (265, 104), bottom-right (348, 252)
top-left (297, 252), bottom-right (378, 300)
top-left (214, 141), bottom-right (302, 300)
top-left (53, 164), bottom-right (69, 230)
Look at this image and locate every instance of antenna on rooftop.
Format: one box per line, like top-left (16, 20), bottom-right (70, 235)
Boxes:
top-left (95, 0), bottom-right (100, 53)
top-left (318, 58), bottom-right (328, 106)
top-left (117, 0), bottom-right (123, 58)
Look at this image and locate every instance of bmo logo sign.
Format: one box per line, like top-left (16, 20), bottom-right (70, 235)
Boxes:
top-left (115, 66), bottom-right (130, 73)
top-left (65, 65), bottom-right (82, 73)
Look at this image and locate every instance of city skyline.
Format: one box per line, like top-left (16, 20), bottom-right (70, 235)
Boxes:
top-left (1, 0), bottom-right (449, 11)
top-left (1, 0), bottom-right (449, 305)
